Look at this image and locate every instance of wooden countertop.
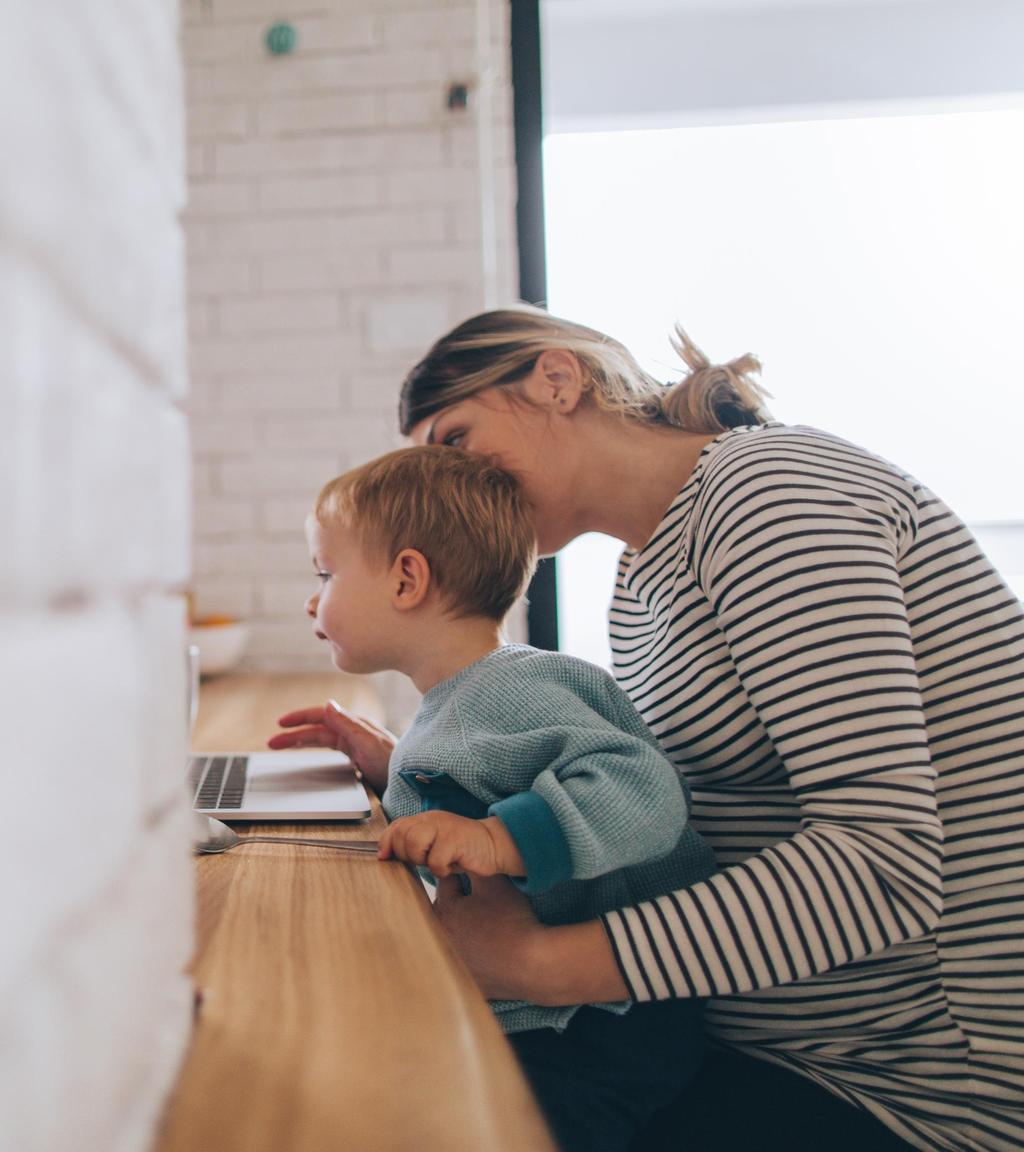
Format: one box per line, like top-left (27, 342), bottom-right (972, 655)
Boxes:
top-left (154, 672), bottom-right (554, 1152)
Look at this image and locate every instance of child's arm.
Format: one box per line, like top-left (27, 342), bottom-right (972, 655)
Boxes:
top-left (377, 810), bottom-right (524, 878)
top-left (481, 700), bottom-right (690, 893)
top-left (380, 677), bottom-right (690, 890)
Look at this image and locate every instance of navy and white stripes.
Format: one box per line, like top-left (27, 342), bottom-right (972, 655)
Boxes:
top-left (600, 424), bottom-right (1024, 1151)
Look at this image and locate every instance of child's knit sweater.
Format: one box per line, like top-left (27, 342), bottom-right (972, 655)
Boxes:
top-left (382, 644), bottom-right (716, 1033)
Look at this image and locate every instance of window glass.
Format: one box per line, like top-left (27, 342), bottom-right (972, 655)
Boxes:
top-left (546, 110), bottom-right (1024, 666)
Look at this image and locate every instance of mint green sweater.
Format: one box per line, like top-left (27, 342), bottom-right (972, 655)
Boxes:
top-left (382, 645), bottom-right (716, 1034)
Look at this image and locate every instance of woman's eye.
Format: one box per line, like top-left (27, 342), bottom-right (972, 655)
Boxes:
top-left (316, 571), bottom-right (331, 583)
top-left (442, 430), bottom-right (465, 448)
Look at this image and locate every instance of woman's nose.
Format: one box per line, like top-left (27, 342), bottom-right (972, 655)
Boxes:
top-left (305, 593), bottom-right (318, 617)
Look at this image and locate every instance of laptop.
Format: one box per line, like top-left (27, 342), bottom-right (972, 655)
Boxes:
top-left (188, 748), bottom-right (371, 821)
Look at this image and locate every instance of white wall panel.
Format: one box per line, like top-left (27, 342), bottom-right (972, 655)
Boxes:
top-left (0, 3), bottom-right (193, 1148)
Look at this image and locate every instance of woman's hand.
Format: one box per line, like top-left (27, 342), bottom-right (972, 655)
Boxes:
top-left (433, 875), bottom-right (631, 1005)
top-left (268, 698), bottom-right (396, 796)
top-left (432, 873), bottom-right (551, 1000)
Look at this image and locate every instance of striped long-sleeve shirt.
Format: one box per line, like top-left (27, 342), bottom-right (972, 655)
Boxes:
top-left (599, 423), bottom-right (1024, 1152)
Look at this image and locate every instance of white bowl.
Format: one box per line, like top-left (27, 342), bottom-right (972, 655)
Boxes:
top-left (188, 621), bottom-right (249, 677)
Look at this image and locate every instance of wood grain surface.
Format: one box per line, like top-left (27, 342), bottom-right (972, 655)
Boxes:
top-left (153, 672), bottom-right (554, 1152)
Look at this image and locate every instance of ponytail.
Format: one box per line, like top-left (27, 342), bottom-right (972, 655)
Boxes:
top-left (659, 326), bottom-right (772, 433)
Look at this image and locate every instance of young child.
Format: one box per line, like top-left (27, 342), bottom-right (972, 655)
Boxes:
top-left (288, 445), bottom-right (715, 1152)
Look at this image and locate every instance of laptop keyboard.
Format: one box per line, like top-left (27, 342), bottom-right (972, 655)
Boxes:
top-left (190, 755), bottom-right (248, 810)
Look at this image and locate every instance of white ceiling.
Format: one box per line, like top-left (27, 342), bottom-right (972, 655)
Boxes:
top-left (542, 0), bottom-right (1024, 130)
top-left (544, 0), bottom-right (946, 21)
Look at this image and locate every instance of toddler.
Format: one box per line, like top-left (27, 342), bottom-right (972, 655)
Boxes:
top-left (286, 445), bottom-right (715, 1152)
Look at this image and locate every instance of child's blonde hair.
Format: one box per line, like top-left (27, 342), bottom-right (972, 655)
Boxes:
top-left (399, 304), bottom-right (772, 436)
top-left (315, 446), bottom-right (537, 623)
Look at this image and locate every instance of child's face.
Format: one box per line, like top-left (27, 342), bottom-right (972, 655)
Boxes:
top-left (304, 515), bottom-right (394, 674)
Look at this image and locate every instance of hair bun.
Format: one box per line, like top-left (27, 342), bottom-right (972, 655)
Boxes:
top-left (662, 326), bottom-right (772, 433)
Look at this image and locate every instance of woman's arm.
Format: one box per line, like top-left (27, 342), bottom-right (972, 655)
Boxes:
top-left (433, 874), bottom-right (629, 1004)
top-left (600, 459), bottom-right (945, 1000)
top-left (437, 454), bottom-right (945, 1005)
top-left (600, 459), bottom-right (943, 1001)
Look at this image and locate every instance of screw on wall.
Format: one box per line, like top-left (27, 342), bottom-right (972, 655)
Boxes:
top-left (265, 22), bottom-right (297, 56)
top-left (446, 83), bottom-right (471, 112)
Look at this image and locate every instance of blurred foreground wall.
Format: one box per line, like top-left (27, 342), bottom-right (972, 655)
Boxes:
top-left (0, 3), bottom-right (194, 1150)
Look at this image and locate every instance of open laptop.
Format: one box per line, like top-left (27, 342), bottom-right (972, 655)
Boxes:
top-left (188, 748), bottom-right (371, 821)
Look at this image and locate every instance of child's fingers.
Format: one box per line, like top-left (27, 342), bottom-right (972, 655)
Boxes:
top-left (275, 707), bottom-right (327, 728)
top-left (377, 825), bottom-right (394, 859)
top-left (381, 813), bottom-right (472, 877)
top-left (426, 836), bottom-right (459, 879)
top-left (388, 817), bottom-right (438, 869)
top-left (266, 724), bottom-right (331, 749)
top-left (398, 820), bottom-right (435, 866)
top-left (327, 698), bottom-right (358, 720)
top-left (381, 817), bottom-right (409, 862)
top-left (325, 699), bottom-right (386, 738)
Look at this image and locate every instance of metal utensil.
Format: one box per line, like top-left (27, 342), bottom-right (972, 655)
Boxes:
top-left (195, 815), bottom-right (379, 856)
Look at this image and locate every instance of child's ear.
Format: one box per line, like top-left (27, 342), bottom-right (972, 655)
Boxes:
top-left (390, 548), bottom-right (431, 611)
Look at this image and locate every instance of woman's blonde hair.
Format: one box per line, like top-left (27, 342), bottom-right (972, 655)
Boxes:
top-left (315, 446), bottom-right (537, 623)
top-left (399, 304), bottom-right (771, 436)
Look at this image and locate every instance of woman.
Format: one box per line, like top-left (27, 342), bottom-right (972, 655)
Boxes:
top-left (273, 306), bottom-right (1024, 1152)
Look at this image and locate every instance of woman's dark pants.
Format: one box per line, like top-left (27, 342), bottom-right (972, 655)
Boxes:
top-left (510, 998), bottom-right (704, 1152)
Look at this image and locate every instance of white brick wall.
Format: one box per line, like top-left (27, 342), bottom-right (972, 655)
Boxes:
top-left (0, 4), bottom-right (193, 1150)
top-left (183, 0), bottom-right (520, 727)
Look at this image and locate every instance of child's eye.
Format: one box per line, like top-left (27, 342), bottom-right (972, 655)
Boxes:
top-left (442, 430), bottom-right (465, 448)
top-left (316, 571), bottom-right (331, 583)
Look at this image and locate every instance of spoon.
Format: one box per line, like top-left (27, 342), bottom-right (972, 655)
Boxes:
top-left (195, 815), bottom-right (380, 856)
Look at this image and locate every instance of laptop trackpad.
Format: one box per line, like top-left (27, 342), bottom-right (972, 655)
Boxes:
top-left (245, 750), bottom-right (356, 792)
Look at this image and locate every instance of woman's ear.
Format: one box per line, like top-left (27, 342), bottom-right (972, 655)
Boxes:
top-left (390, 548), bottom-right (432, 611)
top-left (524, 349), bottom-right (584, 413)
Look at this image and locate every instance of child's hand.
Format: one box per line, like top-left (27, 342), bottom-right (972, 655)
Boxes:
top-left (268, 699), bottom-right (395, 796)
top-left (378, 812), bottom-right (525, 879)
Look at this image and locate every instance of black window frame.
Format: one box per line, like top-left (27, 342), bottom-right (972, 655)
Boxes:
top-left (511, 0), bottom-right (559, 651)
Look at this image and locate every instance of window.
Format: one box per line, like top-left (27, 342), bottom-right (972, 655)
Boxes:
top-left (545, 109), bottom-right (1024, 667)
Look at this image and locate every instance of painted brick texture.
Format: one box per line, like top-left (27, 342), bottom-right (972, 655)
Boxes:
top-left (0, 3), bottom-right (193, 1150)
top-left (182, 0), bottom-right (520, 725)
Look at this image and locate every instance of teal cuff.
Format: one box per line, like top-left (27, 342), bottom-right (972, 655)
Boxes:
top-left (488, 791), bottom-right (573, 894)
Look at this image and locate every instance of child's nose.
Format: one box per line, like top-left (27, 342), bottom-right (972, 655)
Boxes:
top-left (305, 593), bottom-right (318, 617)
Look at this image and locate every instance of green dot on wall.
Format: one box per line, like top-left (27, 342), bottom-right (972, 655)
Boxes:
top-left (265, 22), bottom-right (297, 56)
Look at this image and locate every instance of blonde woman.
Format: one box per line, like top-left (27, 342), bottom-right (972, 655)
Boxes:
top-left (274, 307), bottom-right (1024, 1152)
